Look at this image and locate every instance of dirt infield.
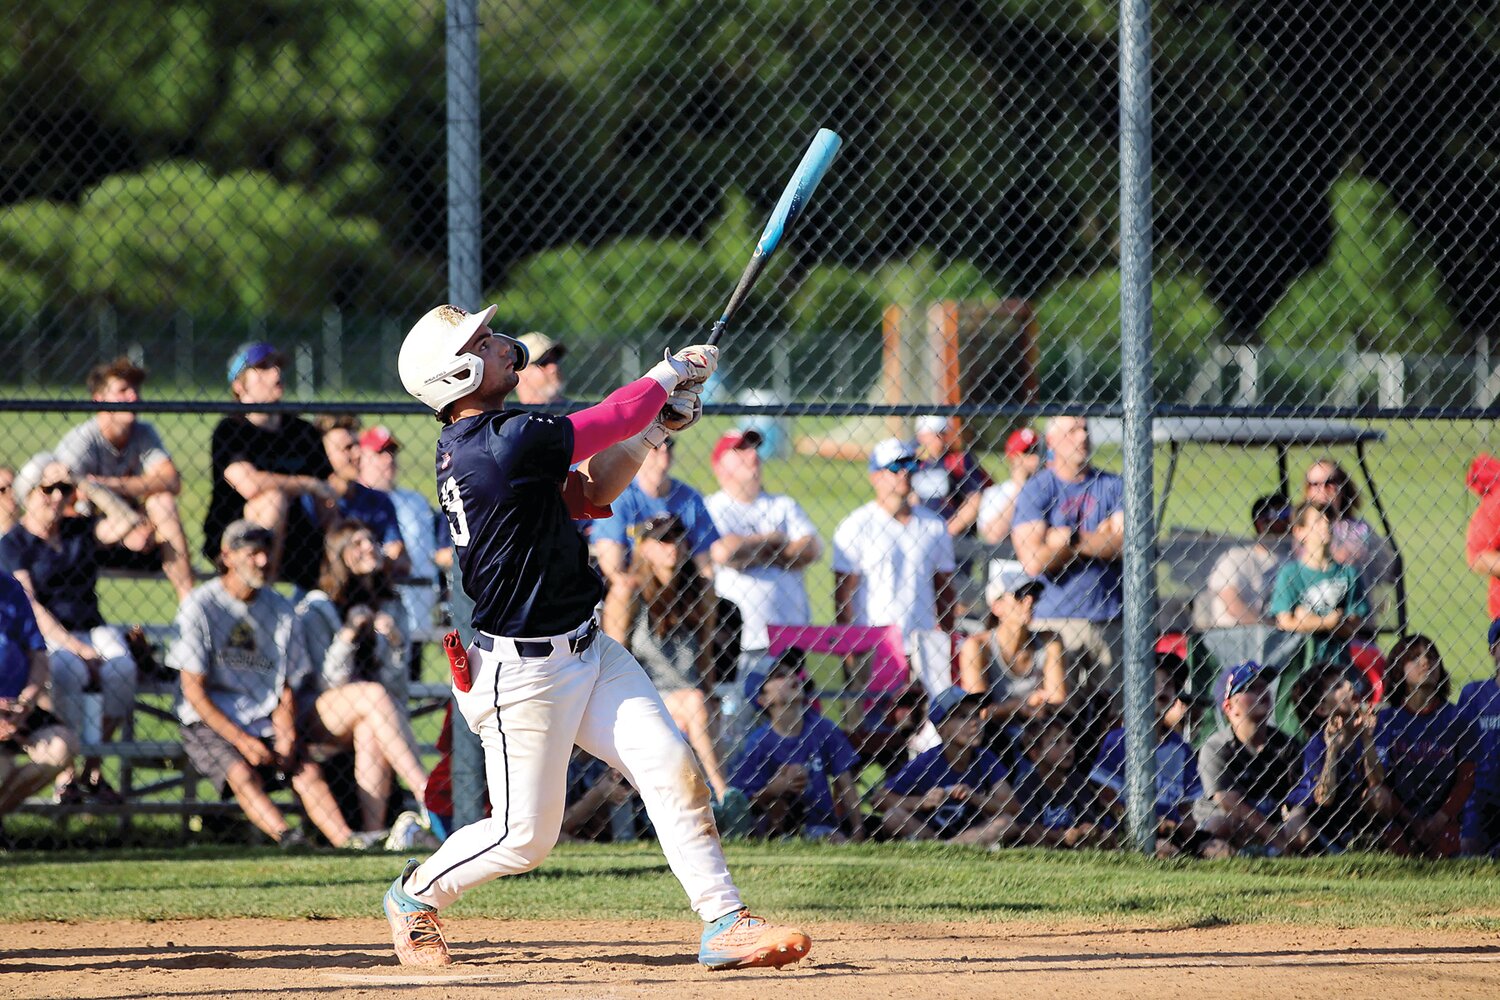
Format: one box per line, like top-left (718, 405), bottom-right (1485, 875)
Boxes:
top-left (5, 918), bottom-right (1500, 999)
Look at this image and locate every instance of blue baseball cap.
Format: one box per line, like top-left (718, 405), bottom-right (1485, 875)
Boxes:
top-left (868, 438), bottom-right (918, 472)
top-left (928, 685), bottom-right (985, 725)
top-left (1219, 660), bottom-right (1272, 704)
top-left (1489, 619), bottom-right (1500, 648)
top-left (743, 648), bottom-right (807, 707)
top-left (227, 341), bottom-right (287, 383)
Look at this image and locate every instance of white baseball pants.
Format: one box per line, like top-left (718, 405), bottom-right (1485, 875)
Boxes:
top-left (406, 627), bottom-right (742, 921)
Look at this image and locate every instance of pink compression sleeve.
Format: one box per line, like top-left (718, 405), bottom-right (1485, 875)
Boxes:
top-left (567, 376), bottom-right (668, 463)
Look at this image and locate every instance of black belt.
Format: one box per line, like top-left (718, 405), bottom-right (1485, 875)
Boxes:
top-left (474, 619), bottom-right (598, 658)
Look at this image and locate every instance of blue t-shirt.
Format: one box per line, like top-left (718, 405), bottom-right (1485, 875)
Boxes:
top-left (435, 409), bottom-right (601, 637)
top-left (1088, 726), bottom-right (1203, 820)
top-left (1459, 678), bottom-right (1500, 798)
top-left (1374, 703), bottom-right (1475, 819)
top-left (0, 572), bottom-right (45, 699)
top-left (730, 712), bottom-right (860, 831)
top-left (0, 518), bottom-right (104, 632)
top-left (1011, 761), bottom-right (1103, 830)
top-left (1012, 467), bottom-right (1124, 620)
top-left (590, 479), bottom-right (720, 559)
top-left (306, 483), bottom-right (405, 548)
top-left (885, 744), bottom-right (1010, 837)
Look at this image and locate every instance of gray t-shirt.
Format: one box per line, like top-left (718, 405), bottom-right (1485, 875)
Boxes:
top-left (56, 418), bottom-right (171, 481)
top-left (169, 579), bottom-right (310, 735)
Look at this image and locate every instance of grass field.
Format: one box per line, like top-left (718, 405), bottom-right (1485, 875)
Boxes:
top-left (4, 842), bottom-right (1499, 930)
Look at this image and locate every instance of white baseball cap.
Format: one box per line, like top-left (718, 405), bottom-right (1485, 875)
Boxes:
top-left (868, 438), bottom-right (918, 472)
top-left (986, 559), bottom-right (1046, 604)
top-left (915, 414), bottom-right (950, 436)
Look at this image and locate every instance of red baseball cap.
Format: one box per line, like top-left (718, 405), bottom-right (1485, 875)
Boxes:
top-left (1005, 427), bottom-right (1041, 457)
top-left (711, 428), bottom-right (764, 465)
top-left (359, 425), bottom-right (402, 453)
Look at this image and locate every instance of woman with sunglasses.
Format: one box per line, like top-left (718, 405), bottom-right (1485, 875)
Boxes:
top-left (0, 452), bottom-right (145, 803)
top-left (1301, 458), bottom-right (1395, 589)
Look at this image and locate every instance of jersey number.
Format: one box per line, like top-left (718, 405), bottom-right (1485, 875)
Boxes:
top-left (438, 476), bottom-right (471, 547)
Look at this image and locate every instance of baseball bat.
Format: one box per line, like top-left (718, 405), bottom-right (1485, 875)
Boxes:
top-left (707, 127), bottom-right (843, 346)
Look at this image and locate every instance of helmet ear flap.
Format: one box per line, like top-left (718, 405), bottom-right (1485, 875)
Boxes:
top-left (503, 335), bottom-right (530, 372)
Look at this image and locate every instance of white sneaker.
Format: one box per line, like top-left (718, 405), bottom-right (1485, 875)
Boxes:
top-left (386, 810), bottom-right (439, 851)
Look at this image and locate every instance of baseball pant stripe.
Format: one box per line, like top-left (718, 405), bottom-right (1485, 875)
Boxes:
top-left (413, 718), bottom-right (509, 898)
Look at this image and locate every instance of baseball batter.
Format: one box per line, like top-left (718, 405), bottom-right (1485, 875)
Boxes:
top-left (382, 304), bottom-right (811, 971)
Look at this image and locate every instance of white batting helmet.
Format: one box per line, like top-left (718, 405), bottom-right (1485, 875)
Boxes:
top-left (398, 304), bottom-right (529, 412)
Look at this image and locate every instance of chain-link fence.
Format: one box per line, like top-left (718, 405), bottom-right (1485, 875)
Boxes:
top-left (1, 0), bottom-right (1497, 860)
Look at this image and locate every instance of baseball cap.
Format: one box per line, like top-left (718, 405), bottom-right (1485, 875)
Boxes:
top-left (1220, 660), bottom-right (1272, 704)
top-left (868, 438), bottom-right (919, 472)
top-left (227, 342), bottom-right (287, 383)
top-left (518, 332), bottom-right (566, 366)
top-left (221, 519), bottom-right (275, 552)
top-left (638, 512), bottom-right (686, 542)
top-left (743, 648), bottom-right (807, 706)
top-left (915, 414), bottom-right (949, 437)
top-left (928, 685), bottom-right (986, 726)
top-left (711, 428), bottom-right (764, 465)
top-left (1005, 427), bottom-right (1042, 457)
top-left (359, 425), bottom-right (402, 454)
top-left (1488, 618), bottom-right (1500, 648)
top-left (985, 559), bottom-right (1046, 605)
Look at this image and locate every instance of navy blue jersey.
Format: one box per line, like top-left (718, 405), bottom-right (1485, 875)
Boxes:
top-left (436, 409), bottom-right (602, 637)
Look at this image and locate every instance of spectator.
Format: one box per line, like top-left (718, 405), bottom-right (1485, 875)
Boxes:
top-left (1302, 458), bottom-right (1394, 586)
top-left (204, 343), bottom-right (335, 593)
top-left (358, 425), bottom-right (454, 675)
top-left (314, 415), bottom-right (408, 575)
top-left (976, 427), bottom-right (1044, 550)
top-left (833, 437), bottom-right (957, 648)
top-left (0, 466), bottom-right (15, 537)
top-left (731, 649), bottom-right (863, 841)
top-left (295, 520), bottom-right (430, 835)
top-left (872, 687), bottom-right (1016, 841)
top-left (1465, 454), bottom-right (1500, 621)
top-left (705, 430), bottom-right (822, 673)
top-left (0, 571), bottom-right (79, 817)
top-left (1202, 494), bottom-right (1291, 628)
top-left (171, 519), bottom-right (373, 849)
top-left (1369, 635), bottom-right (1475, 858)
top-left (515, 332), bottom-right (569, 406)
top-left (1, 454), bottom-right (141, 803)
top-left (620, 513), bottom-right (730, 801)
top-left (1270, 503), bottom-right (1369, 667)
top-left (594, 437), bottom-right (719, 643)
top-left (911, 415), bottom-right (992, 538)
top-left (957, 562), bottom-right (1067, 743)
top-left (1458, 619), bottom-right (1500, 856)
top-left (52, 358), bottom-right (196, 602)
top-left (1283, 662), bottom-right (1382, 852)
top-left (561, 748), bottom-right (644, 842)
top-left (1194, 661), bottom-right (1306, 858)
top-left (957, 712), bottom-right (1106, 848)
top-left (1011, 416), bottom-right (1125, 691)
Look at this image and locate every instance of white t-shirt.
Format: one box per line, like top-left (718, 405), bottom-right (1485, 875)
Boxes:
top-left (704, 490), bottom-right (818, 651)
top-left (977, 480), bottom-right (1021, 537)
top-left (832, 502), bottom-right (955, 632)
top-left (1205, 543), bottom-right (1282, 627)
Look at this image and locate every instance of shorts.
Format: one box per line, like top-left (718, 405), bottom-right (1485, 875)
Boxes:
top-left (1029, 617), bottom-right (1123, 690)
top-left (0, 706), bottom-right (67, 753)
top-left (181, 723), bottom-right (288, 797)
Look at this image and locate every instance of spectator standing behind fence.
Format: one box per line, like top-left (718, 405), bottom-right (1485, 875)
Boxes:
top-left (54, 358), bottom-right (196, 602)
top-left (1302, 459), bottom-right (1394, 587)
top-left (1, 454), bottom-right (142, 804)
top-left (911, 416), bottom-right (992, 538)
top-left (620, 513), bottom-right (731, 802)
top-left (314, 415), bottom-right (408, 576)
top-left (731, 649), bottom-right (863, 842)
top-left (873, 687), bottom-right (1015, 841)
top-left (976, 428), bottom-right (1044, 551)
top-left (1011, 416), bottom-right (1125, 691)
top-left (515, 332), bottom-right (570, 407)
top-left (1368, 635), bottom-right (1475, 858)
top-left (1283, 662), bottom-right (1382, 852)
top-left (204, 343), bottom-right (335, 593)
top-left (0, 571), bottom-right (79, 818)
top-left (705, 430), bottom-right (822, 674)
top-left (1201, 494), bottom-right (1291, 628)
top-left (172, 520), bottom-right (373, 849)
top-left (1270, 503), bottom-right (1369, 668)
top-left (1194, 661), bottom-right (1306, 858)
top-left (357, 426), bottom-right (454, 674)
top-left (294, 520), bottom-right (431, 838)
top-left (1464, 453), bottom-right (1500, 621)
top-left (1458, 619), bottom-right (1500, 856)
top-left (594, 437), bottom-right (719, 644)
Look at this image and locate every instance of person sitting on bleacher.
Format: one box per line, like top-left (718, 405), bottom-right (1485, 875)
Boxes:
top-left (0, 570), bottom-right (80, 818)
top-left (294, 519), bottom-right (429, 838)
top-left (1202, 494), bottom-right (1291, 628)
top-left (172, 520), bottom-right (373, 849)
top-left (1270, 503), bottom-right (1369, 669)
top-left (314, 415), bottom-right (409, 576)
top-left (1, 453), bottom-right (142, 804)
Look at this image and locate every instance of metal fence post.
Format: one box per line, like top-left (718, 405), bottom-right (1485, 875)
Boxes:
top-left (1118, 0), bottom-right (1159, 854)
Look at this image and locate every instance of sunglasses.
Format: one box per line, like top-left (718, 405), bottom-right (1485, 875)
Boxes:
top-left (38, 481), bottom-right (75, 497)
top-left (1305, 477), bottom-right (1334, 487)
top-left (881, 459), bottom-right (919, 474)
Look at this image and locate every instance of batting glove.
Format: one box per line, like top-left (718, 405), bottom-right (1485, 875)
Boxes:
top-left (660, 386), bottom-right (703, 434)
top-left (645, 344), bottom-right (719, 391)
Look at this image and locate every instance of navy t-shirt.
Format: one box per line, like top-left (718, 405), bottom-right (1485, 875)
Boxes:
top-left (1458, 679), bottom-right (1500, 799)
top-left (436, 409), bottom-right (602, 637)
top-left (0, 518), bottom-right (104, 631)
top-left (1374, 703), bottom-right (1475, 819)
top-left (885, 744), bottom-right (1010, 837)
top-left (305, 482), bottom-right (404, 548)
top-left (1011, 761), bottom-right (1104, 831)
top-left (729, 712), bottom-right (861, 831)
top-left (0, 572), bottom-right (46, 698)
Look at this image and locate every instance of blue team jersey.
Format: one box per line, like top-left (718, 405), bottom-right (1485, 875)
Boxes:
top-left (1374, 702), bottom-right (1475, 819)
top-left (1011, 761), bottom-right (1102, 831)
top-left (590, 479), bottom-right (720, 558)
top-left (309, 483), bottom-right (405, 548)
top-left (1458, 678), bottom-right (1500, 798)
top-left (1088, 726), bottom-right (1202, 820)
top-left (0, 572), bottom-right (45, 699)
top-left (729, 712), bottom-right (860, 831)
top-left (435, 409), bottom-right (602, 637)
top-left (885, 744), bottom-right (1009, 837)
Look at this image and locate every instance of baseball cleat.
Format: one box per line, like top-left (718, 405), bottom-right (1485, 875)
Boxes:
top-left (383, 859), bottom-right (452, 967)
top-left (698, 907), bottom-right (812, 970)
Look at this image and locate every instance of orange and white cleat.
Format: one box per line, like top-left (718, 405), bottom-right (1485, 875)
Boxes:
top-left (698, 907), bottom-right (812, 970)
top-left (383, 859), bottom-right (452, 967)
